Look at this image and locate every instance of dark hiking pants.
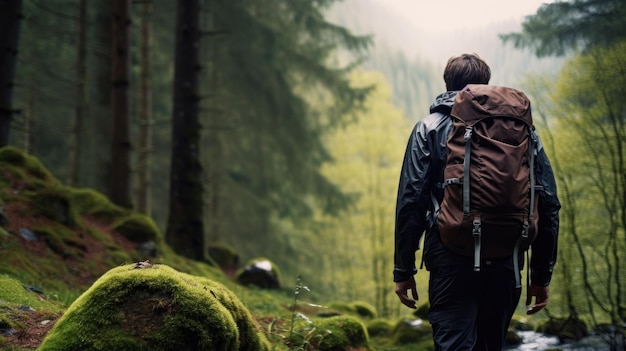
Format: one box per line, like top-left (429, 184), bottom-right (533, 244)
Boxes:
top-left (424, 235), bottom-right (522, 350)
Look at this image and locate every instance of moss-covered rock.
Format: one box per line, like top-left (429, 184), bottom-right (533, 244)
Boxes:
top-left (111, 212), bottom-right (161, 244)
top-left (0, 146), bottom-right (59, 189)
top-left (509, 315), bottom-right (534, 331)
top-left (32, 189), bottom-right (75, 226)
top-left (537, 316), bottom-right (588, 341)
top-left (389, 318), bottom-right (432, 345)
top-left (350, 301), bottom-right (377, 319)
top-left (366, 318), bottom-right (394, 337)
top-left (505, 328), bottom-right (522, 345)
top-left (326, 301), bottom-right (354, 315)
top-left (308, 315), bottom-right (371, 351)
top-left (34, 224), bottom-right (87, 259)
top-left (207, 242), bottom-right (240, 276)
top-left (236, 257), bottom-right (281, 289)
top-left (66, 187), bottom-right (126, 222)
top-left (38, 264), bottom-right (270, 351)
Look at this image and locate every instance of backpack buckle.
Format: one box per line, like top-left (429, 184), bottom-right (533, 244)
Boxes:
top-left (521, 221), bottom-right (529, 240)
top-left (472, 218), bottom-right (481, 237)
top-left (464, 126), bottom-right (473, 142)
top-left (473, 216), bottom-right (482, 272)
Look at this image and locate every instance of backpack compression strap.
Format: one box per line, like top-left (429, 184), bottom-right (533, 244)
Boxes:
top-left (513, 128), bottom-right (538, 288)
top-left (462, 125), bottom-right (482, 272)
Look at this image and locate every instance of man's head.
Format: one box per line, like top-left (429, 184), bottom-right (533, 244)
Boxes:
top-left (443, 53), bottom-right (491, 91)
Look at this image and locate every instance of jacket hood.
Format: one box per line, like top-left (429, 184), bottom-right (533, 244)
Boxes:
top-left (429, 91), bottom-right (458, 115)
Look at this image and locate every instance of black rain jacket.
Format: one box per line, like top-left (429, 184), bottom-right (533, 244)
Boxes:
top-left (393, 91), bottom-right (561, 286)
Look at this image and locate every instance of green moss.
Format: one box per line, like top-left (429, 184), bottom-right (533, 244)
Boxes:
top-left (0, 275), bottom-right (65, 313)
top-left (509, 315), bottom-right (534, 331)
top-left (33, 225), bottom-right (85, 259)
top-left (367, 318), bottom-right (394, 337)
top-left (111, 212), bottom-right (161, 244)
top-left (207, 242), bottom-right (239, 268)
top-left (506, 328), bottom-right (522, 345)
top-left (307, 315), bottom-right (371, 351)
top-left (38, 264), bottom-right (270, 351)
top-left (30, 188), bottom-right (76, 226)
top-left (537, 316), bottom-right (588, 341)
top-left (350, 301), bottom-right (377, 319)
top-left (389, 318), bottom-right (432, 345)
top-left (0, 146), bottom-right (58, 186)
top-left (327, 301), bottom-right (355, 314)
top-left (66, 187), bottom-right (126, 222)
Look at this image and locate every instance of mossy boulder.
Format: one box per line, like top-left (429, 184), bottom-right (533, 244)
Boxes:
top-left (509, 315), bottom-right (534, 331)
top-left (236, 257), bottom-right (281, 289)
top-left (207, 242), bottom-right (239, 276)
top-left (505, 328), bottom-right (522, 345)
top-left (350, 301), bottom-right (377, 319)
top-left (111, 212), bottom-right (161, 244)
top-left (0, 146), bottom-right (59, 191)
top-left (307, 315), bottom-right (371, 350)
top-left (537, 316), bottom-right (588, 341)
top-left (366, 318), bottom-right (394, 337)
top-left (389, 318), bottom-right (433, 345)
top-left (325, 301), bottom-right (377, 319)
top-left (66, 187), bottom-right (126, 222)
top-left (38, 264), bottom-right (270, 351)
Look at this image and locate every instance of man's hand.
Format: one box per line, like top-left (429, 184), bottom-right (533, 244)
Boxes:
top-left (395, 277), bottom-right (418, 309)
top-left (526, 284), bottom-right (549, 315)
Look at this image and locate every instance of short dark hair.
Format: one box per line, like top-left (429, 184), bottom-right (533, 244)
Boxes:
top-left (443, 53), bottom-right (491, 91)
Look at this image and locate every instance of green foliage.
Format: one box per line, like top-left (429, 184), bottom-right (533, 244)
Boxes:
top-left (308, 70), bottom-right (417, 316)
top-left (500, 0), bottom-right (626, 57)
top-left (529, 39), bottom-right (626, 330)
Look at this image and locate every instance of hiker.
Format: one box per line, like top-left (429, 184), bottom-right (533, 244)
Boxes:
top-left (393, 53), bottom-right (560, 350)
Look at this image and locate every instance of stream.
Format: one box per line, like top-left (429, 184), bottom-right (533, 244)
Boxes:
top-left (504, 331), bottom-right (614, 351)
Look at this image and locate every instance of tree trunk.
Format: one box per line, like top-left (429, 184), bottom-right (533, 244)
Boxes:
top-left (136, 0), bottom-right (153, 214)
top-left (69, 0), bottom-right (87, 186)
top-left (0, 0), bottom-right (23, 146)
top-left (87, 0), bottom-right (113, 192)
top-left (110, 0), bottom-right (132, 208)
top-left (166, 0), bottom-right (204, 260)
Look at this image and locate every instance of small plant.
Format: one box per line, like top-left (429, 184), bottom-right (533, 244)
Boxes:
top-left (289, 275), bottom-right (310, 340)
top-left (287, 275), bottom-right (331, 350)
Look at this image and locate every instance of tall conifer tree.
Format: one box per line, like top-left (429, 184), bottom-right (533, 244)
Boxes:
top-left (0, 0), bottom-right (23, 146)
top-left (166, 0), bottom-right (204, 260)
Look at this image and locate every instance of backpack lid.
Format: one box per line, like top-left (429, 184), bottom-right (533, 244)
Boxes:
top-left (451, 84), bottom-right (532, 125)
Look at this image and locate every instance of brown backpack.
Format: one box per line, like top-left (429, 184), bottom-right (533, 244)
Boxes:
top-left (437, 84), bottom-right (540, 277)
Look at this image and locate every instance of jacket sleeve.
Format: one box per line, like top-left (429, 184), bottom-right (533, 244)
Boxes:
top-left (530, 139), bottom-right (561, 287)
top-left (393, 122), bottom-right (434, 282)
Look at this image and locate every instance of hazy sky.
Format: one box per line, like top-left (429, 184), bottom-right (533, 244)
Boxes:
top-left (373, 0), bottom-right (554, 33)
